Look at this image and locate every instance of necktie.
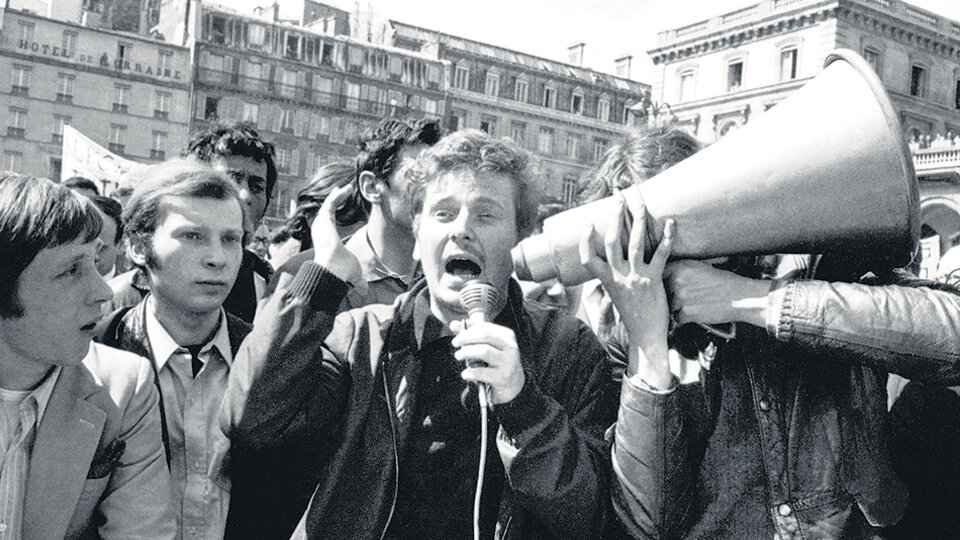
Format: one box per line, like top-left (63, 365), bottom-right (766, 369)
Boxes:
top-left (185, 345), bottom-right (204, 378)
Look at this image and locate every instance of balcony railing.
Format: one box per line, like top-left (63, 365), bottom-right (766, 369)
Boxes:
top-left (7, 127), bottom-right (25, 138)
top-left (51, 133), bottom-right (63, 143)
top-left (56, 93), bottom-right (73, 103)
top-left (914, 147), bottom-right (960, 169)
top-left (196, 68), bottom-right (440, 117)
top-left (10, 86), bottom-right (28, 96)
top-left (150, 149), bottom-right (166, 159)
top-left (154, 110), bottom-right (169, 120)
top-left (108, 143), bottom-right (125, 154)
top-left (113, 103), bottom-right (129, 114)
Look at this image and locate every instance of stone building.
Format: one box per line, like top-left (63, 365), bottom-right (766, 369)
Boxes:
top-left (648, 0), bottom-right (960, 273)
top-left (0, 7), bottom-right (190, 185)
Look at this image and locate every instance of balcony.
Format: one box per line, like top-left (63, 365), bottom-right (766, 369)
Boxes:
top-left (51, 133), bottom-right (63, 143)
top-left (10, 86), bottom-right (28, 96)
top-left (154, 110), bottom-right (169, 120)
top-left (7, 127), bottom-right (25, 138)
top-left (108, 143), bottom-right (125, 154)
top-left (113, 103), bottom-right (129, 114)
top-left (150, 149), bottom-right (166, 160)
top-left (56, 93), bottom-right (73, 103)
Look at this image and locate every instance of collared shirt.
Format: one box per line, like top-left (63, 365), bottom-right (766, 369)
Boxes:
top-left (342, 225), bottom-right (413, 310)
top-left (145, 297), bottom-right (233, 540)
top-left (0, 367), bottom-right (61, 539)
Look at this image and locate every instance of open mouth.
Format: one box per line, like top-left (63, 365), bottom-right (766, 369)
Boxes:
top-left (445, 257), bottom-right (482, 280)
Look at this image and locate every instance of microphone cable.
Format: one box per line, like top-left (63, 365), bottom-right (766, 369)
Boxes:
top-left (473, 382), bottom-right (490, 540)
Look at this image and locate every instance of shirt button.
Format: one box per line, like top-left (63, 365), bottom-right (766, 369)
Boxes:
top-left (759, 399), bottom-right (771, 411)
top-left (778, 503), bottom-right (792, 517)
top-left (0, 522), bottom-right (7, 532)
top-left (193, 460), bottom-right (202, 470)
top-left (187, 526), bottom-right (197, 534)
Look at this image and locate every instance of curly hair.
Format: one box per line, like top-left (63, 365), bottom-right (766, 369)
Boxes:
top-left (406, 129), bottom-right (542, 239)
top-left (353, 117), bottom-right (442, 214)
top-left (184, 120), bottom-right (277, 203)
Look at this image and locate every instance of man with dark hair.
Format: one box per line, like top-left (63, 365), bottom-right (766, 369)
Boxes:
top-left (0, 174), bottom-right (174, 538)
top-left (62, 175), bottom-right (101, 198)
top-left (269, 117), bottom-right (441, 309)
top-left (223, 130), bottom-right (615, 539)
top-left (185, 121), bottom-right (276, 323)
top-left (96, 159), bottom-right (251, 539)
top-left (90, 195), bottom-right (124, 278)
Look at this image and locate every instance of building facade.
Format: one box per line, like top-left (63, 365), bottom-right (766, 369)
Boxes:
top-left (648, 0), bottom-right (960, 271)
top-left (389, 22), bottom-right (650, 205)
top-left (0, 7), bottom-right (190, 186)
top-left (180, 3), bottom-right (447, 222)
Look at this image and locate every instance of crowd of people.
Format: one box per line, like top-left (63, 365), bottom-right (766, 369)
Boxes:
top-left (1, 114), bottom-right (959, 540)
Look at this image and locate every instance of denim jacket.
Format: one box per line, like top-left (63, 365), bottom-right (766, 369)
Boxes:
top-left (612, 280), bottom-right (960, 540)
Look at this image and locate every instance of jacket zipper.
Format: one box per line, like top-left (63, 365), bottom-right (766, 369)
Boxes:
top-left (379, 357), bottom-right (401, 540)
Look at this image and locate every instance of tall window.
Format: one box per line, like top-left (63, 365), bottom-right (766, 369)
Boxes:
top-left (479, 117), bottom-right (497, 135)
top-left (248, 24), bottom-right (266, 47)
top-left (598, 98), bottom-right (611, 122)
top-left (113, 85), bottom-right (130, 113)
top-left (910, 64), bottom-right (928, 98)
top-left (593, 138), bottom-right (609, 163)
top-left (7, 108), bottom-right (26, 138)
top-left (727, 60), bottom-right (743, 92)
top-left (61, 31), bottom-right (77, 57)
top-left (158, 50), bottom-right (174, 73)
top-left (276, 148), bottom-right (291, 173)
top-left (543, 86), bottom-right (557, 108)
top-left (204, 96), bottom-right (219, 120)
top-left (561, 176), bottom-right (578, 206)
top-left (863, 48), bottom-right (881, 75)
top-left (52, 115), bottom-right (70, 142)
top-left (3, 152), bottom-right (23, 172)
top-left (485, 72), bottom-right (500, 96)
top-left (117, 43), bottom-right (130, 65)
top-left (538, 127), bottom-right (554, 154)
top-left (109, 124), bottom-right (127, 154)
top-left (566, 133), bottom-right (582, 159)
top-left (345, 82), bottom-right (360, 111)
top-left (955, 79), bottom-right (960, 110)
top-left (280, 108), bottom-right (295, 133)
top-left (243, 102), bottom-right (259, 123)
top-left (510, 122), bottom-right (526, 145)
top-left (679, 69), bottom-right (694, 102)
top-left (11, 65), bottom-right (30, 94)
top-left (779, 48), bottom-right (798, 81)
top-left (151, 131), bottom-right (167, 160)
top-left (155, 91), bottom-right (171, 119)
top-left (18, 22), bottom-right (34, 44)
top-left (454, 65), bottom-right (470, 90)
top-left (571, 92), bottom-right (584, 114)
top-left (515, 79), bottom-right (529, 102)
top-left (56, 73), bottom-right (75, 102)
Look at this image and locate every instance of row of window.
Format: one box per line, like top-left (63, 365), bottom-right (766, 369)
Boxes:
top-left (16, 20), bottom-right (176, 74)
top-left (453, 65), bottom-right (620, 123)
top-left (4, 107), bottom-right (167, 157)
top-left (201, 13), bottom-right (442, 90)
top-left (448, 110), bottom-right (609, 163)
top-left (10, 66), bottom-right (175, 118)
top-left (677, 46), bottom-right (799, 102)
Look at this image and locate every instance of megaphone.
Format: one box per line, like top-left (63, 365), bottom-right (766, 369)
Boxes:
top-left (513, 49), bottom-right (920, 285)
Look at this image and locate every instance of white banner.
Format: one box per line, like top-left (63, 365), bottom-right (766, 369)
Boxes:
top-left (61, 125), bottom-right (147, 195)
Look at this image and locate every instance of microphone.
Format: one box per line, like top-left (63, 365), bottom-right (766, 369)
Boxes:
top-left (459, 280), bottom-right (499, 410)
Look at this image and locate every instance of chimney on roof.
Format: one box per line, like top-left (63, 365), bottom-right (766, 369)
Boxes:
top-left (615, 55), bottom-right (633, 79)
top-left (568, 42), bottom-right (586, 66)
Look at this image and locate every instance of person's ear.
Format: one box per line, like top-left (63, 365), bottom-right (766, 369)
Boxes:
top-left (358, 171), bottom-right (384, 204)
top-left (127, 235), bottom-right (149, 267)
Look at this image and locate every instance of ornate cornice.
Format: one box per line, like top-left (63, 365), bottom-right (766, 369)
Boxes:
top-left (649, 7), bottom-right (838, 65)
top-left (838, 5), bottom-right (960, 61)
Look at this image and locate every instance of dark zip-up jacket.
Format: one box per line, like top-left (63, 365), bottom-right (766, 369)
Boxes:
top-left (221, 262), bottom-right (617, 539)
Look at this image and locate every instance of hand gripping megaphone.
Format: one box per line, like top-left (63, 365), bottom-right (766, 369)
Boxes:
top-left (512, 49), bottom-right (920, 286)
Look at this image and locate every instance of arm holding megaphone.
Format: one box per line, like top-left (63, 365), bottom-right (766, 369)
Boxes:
top-left (663, 260), bottom-right (771, 328)
top-left (580, 193), bottom-right (675, 391)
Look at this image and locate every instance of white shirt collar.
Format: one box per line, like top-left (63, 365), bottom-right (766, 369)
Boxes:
top-left (144, 296), bottom-right (233, 371)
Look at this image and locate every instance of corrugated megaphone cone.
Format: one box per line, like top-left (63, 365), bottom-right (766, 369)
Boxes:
top-left (513, 49), bottom-right (920, 285)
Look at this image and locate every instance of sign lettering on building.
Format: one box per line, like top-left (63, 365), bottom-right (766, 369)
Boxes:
top-left (11, 38), bottom-right (183, 80)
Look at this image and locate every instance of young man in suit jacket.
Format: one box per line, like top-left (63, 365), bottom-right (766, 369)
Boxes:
top-left (0, 174), bottom-right (174, 539)
top-left (97, 159), bottom-right (251, 539)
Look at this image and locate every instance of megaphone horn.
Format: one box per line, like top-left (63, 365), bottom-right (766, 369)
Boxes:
top-left (513, 49), bottom-right (920, 286)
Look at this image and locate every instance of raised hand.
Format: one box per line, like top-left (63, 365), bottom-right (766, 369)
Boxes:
top-left (311, 184), bottom-right (367, 294)
top-left (579, 194), bottom-right (674, 389)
